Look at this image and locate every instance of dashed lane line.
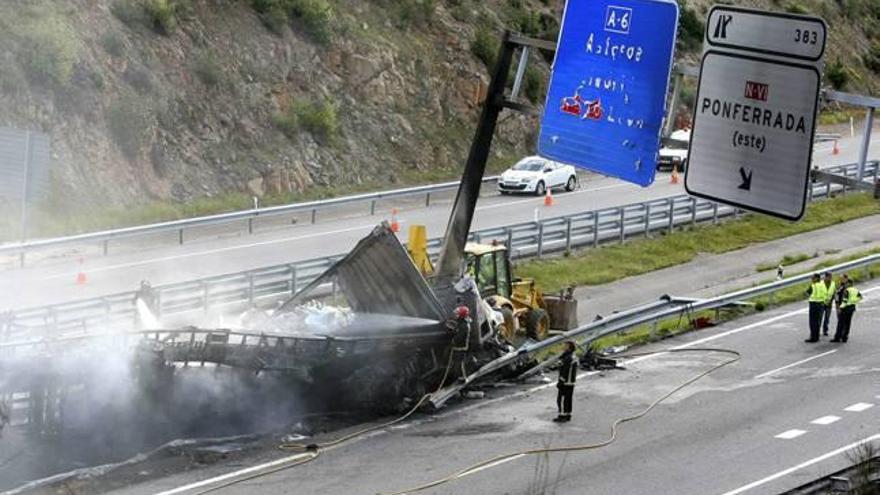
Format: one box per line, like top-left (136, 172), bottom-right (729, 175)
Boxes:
top-left (810, 415), bottom-right (841, 426)
top-left (844, 402), bottom-right (874, 412)
top-left (774, 429), bottom-right (807, 440)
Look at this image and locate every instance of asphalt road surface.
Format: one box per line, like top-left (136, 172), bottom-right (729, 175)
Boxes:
top-left (104, 280), bottom-right (880, 495)
top-left (0, 134), bottom-right (875, 311)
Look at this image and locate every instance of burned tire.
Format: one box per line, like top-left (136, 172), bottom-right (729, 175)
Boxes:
top-left (525, 308), bottom-right (549, 340)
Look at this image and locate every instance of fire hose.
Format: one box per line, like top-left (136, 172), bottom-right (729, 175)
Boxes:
top-left (189, 344), bottom-right (739, 495)
top-left (380, 347), bottom-right (741, 495)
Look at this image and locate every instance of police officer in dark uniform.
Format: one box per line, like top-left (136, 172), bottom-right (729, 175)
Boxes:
top-left (554, 341), bottom-right (578, 423)
top-left (832, 275), bottom-right (863, 343)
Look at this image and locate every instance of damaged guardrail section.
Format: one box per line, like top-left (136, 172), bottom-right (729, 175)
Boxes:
top-left (426, 252), bottom-right (880, 407)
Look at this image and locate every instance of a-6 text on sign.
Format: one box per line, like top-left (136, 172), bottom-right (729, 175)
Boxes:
top-left (538, 0), bottom-right (679, 187)
top-left (685, 6), bottom-right (826, 221)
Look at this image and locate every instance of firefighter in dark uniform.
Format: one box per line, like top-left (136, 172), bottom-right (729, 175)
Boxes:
top-left (804, 273), bottom-right (827, 343)
top-left (554, 341), bottom-right (578, 423)
top-left (832, 275), bottom-right (863, 343)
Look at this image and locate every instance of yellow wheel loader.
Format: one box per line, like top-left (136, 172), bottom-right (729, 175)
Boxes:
top-left (408, 226), bottom-right (577, 347)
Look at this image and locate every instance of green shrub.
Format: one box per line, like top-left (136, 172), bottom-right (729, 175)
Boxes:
top-left (108, 99), bottom-right (153, 160)
top-left (677, 1), bottom-right (704, 51)
top-left (100, 32), bottom-right (126, 57)
top-left (274, 99), bottom-right (339, 144)
top-left (111, 0), bottom-right (144, 26)
top-left (784, 2), bottom-right (809, 14)
top-left (864, 43), bottom-right (880, 74)
top-left (472, 27), bottom-right (499, 69)
top-left (193, 56), bottom-right (222, 87)
top-left (146, 0), bottom-right (178, 34)
top-left (252, 0), bottom-right (333, 42)
top-left (825, 59), bottom-right (849, 89)
top-left (17, 18), bottom-right (79, 87)
top-left (523, 65), bottom-right (545, 104)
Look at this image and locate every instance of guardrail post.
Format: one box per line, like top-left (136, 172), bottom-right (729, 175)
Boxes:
top-left (592, 213), bottom-right (600, 248)
top-left (734, 207), bottom-right (740, 219)
top-left (618, 208), bottom-right (625, 244)
top-left (690, 197), bottom-right (697, 226)
top-left (102, 240), bottom-right (109, 256)
top-left (667, 200), bottom-right (674, 234)
top-left (248, 218), bottom-right (254, 235)
top-left (179, 228), bottom-right (184, 245)
top-left (248, 274), bottom-right (255, 305)
top-left (807, 177), bottom-right (814, 202)
top-left (565, 217), bottom-right (573, 252)
top-left (425, 193), bottom-right (431, 208)
top-left (370, 200), bottom-right (376, 216)
top-left (826, 179), bottom-right (831, 198)
top-left (506, 227), bottom-right (513, 251)
top-left (311, 209), bottom-right (317, 224)
top-left (537, 223), bottom-right (545, 258)
top-left (643, 203), bottom-right (651, 238)
top-left (712, 202), bottom-right (719, 224)
top-left (289, 264), bottom-right (298, 295)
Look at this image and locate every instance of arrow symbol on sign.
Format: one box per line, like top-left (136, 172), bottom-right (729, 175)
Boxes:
top-left (738, 167), bottom-right (753, 191)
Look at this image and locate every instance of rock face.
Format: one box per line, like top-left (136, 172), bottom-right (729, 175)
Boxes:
top-left (0, 0), bottom-right (548, 218)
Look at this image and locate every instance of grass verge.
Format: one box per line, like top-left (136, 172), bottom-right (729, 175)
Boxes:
top-left (517, 193), bottom-right (880, 294)
top-left (588, 246), bottom-right (880, 352)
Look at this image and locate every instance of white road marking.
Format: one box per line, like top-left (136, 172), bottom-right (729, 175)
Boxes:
top-left (476, 182), bottom-right (631, 211)
top-left (153, 452), bottom-right (315, 495)
top-left (774, 429), bottom-right (807, 440)
top-left (35, 182), bottom-right (634, 281)
top-left (844, 402), bottom-right (874, 412)
top-left (810, 415), bottom-right (841, 425)
top-left (753, 350), bottom-right (837, 379)
top-left (717, 433), bottom-right (880, 495)
top-left (38, 224), bottom-right (374, 280)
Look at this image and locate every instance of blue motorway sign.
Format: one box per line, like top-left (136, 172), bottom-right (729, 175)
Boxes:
top-left (538, 0), bottom-right (679, 187)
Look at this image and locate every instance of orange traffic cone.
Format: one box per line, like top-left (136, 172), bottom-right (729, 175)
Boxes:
top-left (832, 140), bottom-right (840, 155)
top-left (75, 257), bottom-right (87, 285)
top-left (544, 188), bottom-right (554, 207)
top-left (390, 208), bottom-right (400, 233)
top-left (671, 165), bottom-right (680, 184)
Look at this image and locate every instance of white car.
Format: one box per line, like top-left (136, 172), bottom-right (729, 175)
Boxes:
top-left (498, 156), bottom-right (578, 196)
top-left (657, 129), bottom-right (690, 171)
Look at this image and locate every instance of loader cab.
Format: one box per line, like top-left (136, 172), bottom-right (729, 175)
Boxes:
top-left (464, 242), bottom-right (511, 299)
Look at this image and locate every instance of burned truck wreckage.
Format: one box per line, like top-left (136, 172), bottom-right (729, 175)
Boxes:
top-left (131, 221), bottom-right (568, 414)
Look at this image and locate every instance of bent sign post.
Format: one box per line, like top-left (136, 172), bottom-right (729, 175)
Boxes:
top-left (685, 6), bottom-right (826, 221)
top-left (538, 0), bottom-right (679, 187)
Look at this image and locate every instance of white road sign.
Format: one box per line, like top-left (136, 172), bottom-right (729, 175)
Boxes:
top-left (706, 6), bottom-right (826, 61)
top-left (685, 7), bottom-right (826, 221)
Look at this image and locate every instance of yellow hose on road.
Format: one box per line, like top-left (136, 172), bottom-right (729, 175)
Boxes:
top-left (380, 347), bottom-right (741, 495)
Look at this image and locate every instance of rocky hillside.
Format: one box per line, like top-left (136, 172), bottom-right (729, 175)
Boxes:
top-left (0, 0), bottom-right (877, 234)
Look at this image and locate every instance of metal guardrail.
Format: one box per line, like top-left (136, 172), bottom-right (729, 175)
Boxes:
top-left (0, 176), bottom-right (501, 266)
top-left (2, 161), bottom-right (877, 343)
top-left (427, 251), bottom-right (880, 406)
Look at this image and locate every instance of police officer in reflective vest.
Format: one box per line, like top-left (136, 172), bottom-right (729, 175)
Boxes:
top-left (821, 271), bottom-right (837, 336)
top-left (804, 273), bottom-right (827, 343)
top-left (554, 341), bottom-right (578, 423)
top-left (832, 276), bottom-right (863, 343)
